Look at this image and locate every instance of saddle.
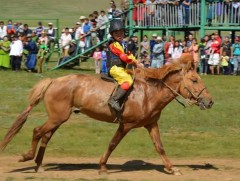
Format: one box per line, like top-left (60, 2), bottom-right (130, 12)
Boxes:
top-left (100, 69), bottom-right (134, 82)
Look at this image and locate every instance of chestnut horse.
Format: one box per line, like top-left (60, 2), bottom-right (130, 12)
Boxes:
top-left (0, 55), bottom-right (213, 175)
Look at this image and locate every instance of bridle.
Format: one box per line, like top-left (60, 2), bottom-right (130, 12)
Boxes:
top-left (161, 73), bottom-right (206, 108)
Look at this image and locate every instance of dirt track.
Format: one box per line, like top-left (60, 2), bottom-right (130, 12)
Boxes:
top-left (1, 156), bottom-right (240, 181)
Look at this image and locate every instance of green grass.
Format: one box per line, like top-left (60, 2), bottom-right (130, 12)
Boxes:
top-left (0, 0), bottom-right (118, 31)
top-left (0, 60), bottom-right (240, 159)
top-left (0, 0), bottom-right (240, 160)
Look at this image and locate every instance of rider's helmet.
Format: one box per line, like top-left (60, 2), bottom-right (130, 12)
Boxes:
top-left (109, 19), bottom-right (124, 35)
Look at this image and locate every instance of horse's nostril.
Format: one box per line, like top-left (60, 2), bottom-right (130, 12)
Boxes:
top-left (208, 100), bottom-right (214, 108)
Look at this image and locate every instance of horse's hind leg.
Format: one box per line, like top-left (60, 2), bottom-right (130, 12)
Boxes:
top-left (144, 122), bottom-right (182, 175)
top-left (99, 124), bottom-right (131, 174)
top-left (34, 126), bottom-right (59, 172)
top-left (19, 121), bottom-right (60, 162)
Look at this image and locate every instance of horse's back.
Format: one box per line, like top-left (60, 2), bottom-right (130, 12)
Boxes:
top-left (43, 74), bottom-right (116, 122)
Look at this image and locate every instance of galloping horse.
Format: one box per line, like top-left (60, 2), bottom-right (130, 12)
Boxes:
top-left (0, 55), bottom-right (213, 175)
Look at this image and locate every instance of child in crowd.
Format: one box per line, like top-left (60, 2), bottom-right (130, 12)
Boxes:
top-left (37, 40), bottom-right (48, 73)
top-left (93, 47), bottom-right (102, 74)
top-left (101, 45), bottom-right (108, 74)
top-left (221, 51), bottom-right (229, 75)
top-left (171, 40), bottom-right (183, 60)
top-left (140, 51), bottom-right (150, 68)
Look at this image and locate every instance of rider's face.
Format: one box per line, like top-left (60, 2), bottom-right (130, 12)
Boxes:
top-left (112, 30), bottom-right (124, 42)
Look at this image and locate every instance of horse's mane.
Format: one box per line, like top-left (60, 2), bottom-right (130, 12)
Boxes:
top-left (135, 54), bottom-right (194, 80)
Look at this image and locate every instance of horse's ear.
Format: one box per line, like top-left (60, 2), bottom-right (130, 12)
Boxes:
top-left (178, 53), bottom-right (195, 71)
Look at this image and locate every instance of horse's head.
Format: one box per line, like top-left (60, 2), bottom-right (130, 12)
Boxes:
top-left (136, 55), bottom-right (213, 110)
top-left (178, 55), bottom-right (214, 110)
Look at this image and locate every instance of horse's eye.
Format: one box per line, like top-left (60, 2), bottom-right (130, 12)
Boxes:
top-left (190, 77), bottom-right (198, 83)
top-left (191, 79), bottom-right (198, 83)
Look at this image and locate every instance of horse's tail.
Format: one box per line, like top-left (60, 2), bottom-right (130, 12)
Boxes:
top-left (0, 78), bottom-right (53, 151)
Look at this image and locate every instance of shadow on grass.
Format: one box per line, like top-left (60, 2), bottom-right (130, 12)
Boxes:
top-left (8, 160), bottom-right (219, 174)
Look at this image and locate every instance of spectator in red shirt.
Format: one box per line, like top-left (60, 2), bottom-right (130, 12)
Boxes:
top-left (208, 33), bottom-right (222, 75)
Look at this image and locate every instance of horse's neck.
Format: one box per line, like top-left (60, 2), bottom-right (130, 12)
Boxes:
top-left (135, 73), bottom-right (181, 110)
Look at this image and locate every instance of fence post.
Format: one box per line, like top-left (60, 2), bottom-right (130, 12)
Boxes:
top-left (200, 0), bottom-right (206, 38)
top-left (129, 0), bottom-right (134, 36)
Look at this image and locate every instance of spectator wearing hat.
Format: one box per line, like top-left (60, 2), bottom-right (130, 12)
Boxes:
top-left (9, 34), bottom-right (23, 71)
top-left (38, 31), bottom-right (48, 47)
top-left (79, 16), bottom-right (86, 24)
top-left (75, 17), bottom-right (85, 40)
top-left (151, 36), bottom-right (164, 68)
top-left (74, 22), bottom-right (81, 39)
top-left (96, 10), bottom-right (108, 41)
top-left (23, 24), bottom-right (32, 37)
top-left (0, 21), bottom-right (7, 40)
top-left (47, 22), bottom-right (56, 51)
top-left (36, 21), bottom-right (44, 37)
top-left (24, 34), bottom-right (38, 72)
top-left (232, 36), bottom-right (240, 75)
top-left (47, 23), bottom-right (55, 39)
top-left (61, 27), bottom-right (72, 57)
top-left (0, 36), bottom-right (11, 70)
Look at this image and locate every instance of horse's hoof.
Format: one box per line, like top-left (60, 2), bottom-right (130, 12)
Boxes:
top-left (171, 167), bottom-right (182, 176)
top-left (18, 154), bottom-right (33, 162)
top-left (98, 168), bottom-right (108, 175)
top-left (35, 165), bottom-right (44, 173)
top-left (164, 167), bottom-right (182, 175)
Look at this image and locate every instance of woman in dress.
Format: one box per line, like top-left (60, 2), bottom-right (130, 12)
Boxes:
top-left (0, 36), bottom-right (11, 70)
top-left (188, 38), bottom-right (199, 72)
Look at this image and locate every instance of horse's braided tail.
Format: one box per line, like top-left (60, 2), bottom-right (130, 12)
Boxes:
top-left (0, 78), bottom-right (53, 151)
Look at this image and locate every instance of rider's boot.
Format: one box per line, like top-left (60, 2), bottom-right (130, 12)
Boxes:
top-left (108, 86), bottom-right (126, 112)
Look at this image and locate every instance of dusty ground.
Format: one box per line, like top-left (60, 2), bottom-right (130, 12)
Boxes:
top-left (0, 156), bottom-right (240, 181)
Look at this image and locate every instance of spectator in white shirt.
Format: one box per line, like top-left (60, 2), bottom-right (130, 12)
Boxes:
top-left (96, 10), bottom-right (108, 41)
top-left (75, 19), bottom-right (84, 40)
top-left (0, 21), bottom-right (7, 40)
top-left (9, 34), bottom-right (23, 71)
top-left (61, 27), bottom-right (72, 57)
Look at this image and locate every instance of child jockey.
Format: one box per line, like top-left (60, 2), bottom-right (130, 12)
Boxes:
top-left (107, 19), bottom-right (139, 113)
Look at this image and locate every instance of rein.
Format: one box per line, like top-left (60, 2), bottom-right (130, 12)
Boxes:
top-left (161, 81), bottom-right (193, 108)
top-left (161, 74), bottom-right (206, 108)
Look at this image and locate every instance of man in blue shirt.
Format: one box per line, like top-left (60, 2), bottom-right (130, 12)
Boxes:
top-left (83, 18), bottom-right (91, 49)
top-left (232, 37), bottom-right (240, 75)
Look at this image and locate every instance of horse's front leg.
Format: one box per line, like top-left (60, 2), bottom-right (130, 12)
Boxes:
top-left (99, 124), bottom-right (131, 174)
top-left (145, 122), bottom-right (182, 175)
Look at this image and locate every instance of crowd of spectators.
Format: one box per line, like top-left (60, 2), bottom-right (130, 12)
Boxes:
top-left (132, 0), bottom-right (240, 27)
top-left (1, 0), bottom-right (240, 75)
top-left (0, 20), bottom-right (56, 73)
top-left (137, 32), bottom-right (240, 75)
